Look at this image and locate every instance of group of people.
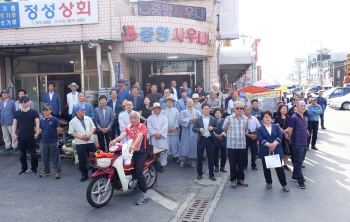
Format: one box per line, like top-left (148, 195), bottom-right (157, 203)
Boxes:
top-left (0, 79), bottom-right (328, 204)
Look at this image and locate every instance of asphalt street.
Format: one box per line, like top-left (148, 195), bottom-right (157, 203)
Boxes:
top-left (0, 108), bottom-right (349, 222)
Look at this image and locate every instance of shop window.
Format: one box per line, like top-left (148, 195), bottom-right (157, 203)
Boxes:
top-left (196, 59), bottom-right (204, 88)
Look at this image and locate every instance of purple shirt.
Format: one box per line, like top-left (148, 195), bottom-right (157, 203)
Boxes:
top-left (247, 116), bottom-right (260, 134)
top-left (288, 113), bottom-right (307, 146)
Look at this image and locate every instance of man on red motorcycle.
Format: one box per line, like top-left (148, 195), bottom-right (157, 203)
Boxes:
top-left (109, 111), bottom-right (149, 205)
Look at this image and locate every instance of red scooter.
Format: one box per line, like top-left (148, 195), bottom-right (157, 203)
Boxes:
top-left (86, 140), bottom-right (163, 208)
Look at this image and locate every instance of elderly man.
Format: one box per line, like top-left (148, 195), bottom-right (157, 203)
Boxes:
top-left (1, 89), bottom-right (17, 151)
top-left (147, 84), bottom-right (162, 106)
top-left (116, 79), bottom-right (130, 102)
top-left (15, 89), bottom-right (34, 111)
top-left (177, 90), bottom-right (188, 112)
top-left (227, 91), bottom-right (243, 114)
top-left (13, 96), bottom-right (40, 175)
top-left (207, 91), bottom-right (221, 115)
top-left (159, 88), bottom-right (177, 108)
top-left (161, 96), bottom-right (180, 164)
top-left (317, 91), bottom-right (327, 129)
top-left (109, 111), bottom-right (149, 205)
top-left (192, 94), bottom-right (203, 113)
top-left (67, 82), bottom-right (79, 118)
top-left (307, 97), bottom-right (323, 150)
top-left (178, 99), bottom-right (202, 168)
top-left (43, 83), bottom-right (61, 117)
top-left (193, 104), bottom-right (218, 181)
top-left (288, 101), bottom-right (308, 189)
top-left (118, 101), bottom-right (134, 143)
top-left (223, 101), bottom-right (249, 188)
top-left (244, 105), bottom-right (260, 170)
top-left (127, 87), bottom-right (144, 112)
top-left (147, 102), bottom-right (168, 167)
top-left (107, 89), bottom-right (122, 139)
top-left (95, 95), bottom-right (114, 152)
top-left (71, 92), bottom-right (95, 120)
top-left (69, 104), bottom-right (97, 182)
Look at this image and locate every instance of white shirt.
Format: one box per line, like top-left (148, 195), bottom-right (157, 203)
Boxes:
top-left (266, 126), bottom-right (272, 135)
top-left (172, 87), bottom-right (178, 101)
top-left (202, 115), bottom-right (211, 137)
top-left (49, 91), bottom-right (54, 101)
top-left (68, 116), bottom-right (96, 145)
top-left (112, 100), bottom-right (117, 112)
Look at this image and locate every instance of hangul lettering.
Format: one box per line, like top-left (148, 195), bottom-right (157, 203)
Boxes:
top-left (186, 28), bottom-right (197, 43)
top-left (197, 31), bottom-right (207, 45)
top-left (11, 5), bottom-right (15, 12)
top-left (0, 20), bottom-right (4, 26)
top-left (173, 5), bottom-right (184, 17)
top-left (172, 28), bottom-right (185, 42)
top-left (184, 6), bottom-right (194, 19)
top-left (156, 26), bottom-right (169, 42)
top-left (156, 62), bottom-right (162, 70)
top-left (6, 20), bottom-right (11, 25)
top-left (6, 13), bottom-right (10, 18)
top-left (2, 6), bottom-right (7, 12)
top-left (0, 13), bottom-right (4, 19)
top-left (59, 2), bottom-right (74, 18)
top-left (12, 12), bottom-right (16, 18)
top-left (24, 5), bottom-right (38, 20)
top-left (12, 19), bottom-right (16, 25)
top-left (151, 3), bottom-right (162, 16)
top-left (77, 1), bottom-right (91, 16)
top-left (41, 4), bottom-right (55, 19)
top-left (162, 4), bottom-right (173, 16)
top-left (140, 27), bottom-right (154, 42)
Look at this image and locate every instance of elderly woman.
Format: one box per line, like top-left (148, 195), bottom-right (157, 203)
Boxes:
top-left (213, 83), bottom-right (224, 109)
top-left (257, 110), bottom-right (289, 192)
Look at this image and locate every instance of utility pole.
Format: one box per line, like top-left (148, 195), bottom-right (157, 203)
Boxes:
top-left (299, 61), bottom-right (301, 86)
top-left (320, 41), bottom-right (323, 88)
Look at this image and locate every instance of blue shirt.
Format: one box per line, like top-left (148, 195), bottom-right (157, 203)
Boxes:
top-left (117, 88), bottom-right (130, 102)
top-left (40, 116), bottom-right (60, 143)
top-left (250, 108), bottom-right (263, 125)
top-left (71, 103), bottom-right (95, 120)
top-left (317, 97), bottom-right (327, 110)
top-left (307, 104), bottom-right (323, 121)
top-left (72, 92), bottom-right (77, 102)
top-left (288, 113), bottom-right (308, 146)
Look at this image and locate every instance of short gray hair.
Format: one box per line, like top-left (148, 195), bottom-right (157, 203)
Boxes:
top-left (296, 101), bottom-right (306, 107)
top-left (78, 92), bottom-right (86, 97)
top-left (244, 105), bottom-right (251, 109)
top-left (129, 111), bottom-right (140, 119)
top-left (235, 101), bottom-right (243, 107)
top-left (211, 91), bottom-right (216, 94)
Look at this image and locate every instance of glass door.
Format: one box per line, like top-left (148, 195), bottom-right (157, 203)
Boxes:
top-left (15, 76), bottom-right (39, 110)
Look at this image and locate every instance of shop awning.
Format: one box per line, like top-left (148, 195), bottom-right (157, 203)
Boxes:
top-left (236, 85), bottom-right (281, 98)
top-left (0, 39), bottom-right (123, 48)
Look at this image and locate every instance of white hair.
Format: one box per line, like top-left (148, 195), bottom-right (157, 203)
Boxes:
top-left (129, 111), bottom-right (140, 119)
top-left (213, 83), bottom-right (220, 88)
top-left (235, 101), bottom-right (243, 107)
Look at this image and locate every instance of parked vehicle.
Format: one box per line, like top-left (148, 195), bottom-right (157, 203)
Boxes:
top-left (328, 94), bottom-right (350, 110)
top-left (326, 87), bottom-right (350, 100)
top-left (86, 140), bottom-right (165, 208)
top-left (306, 86), bottom-right (322, 94)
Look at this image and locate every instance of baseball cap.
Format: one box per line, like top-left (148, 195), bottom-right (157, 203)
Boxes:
top-left (2, 89), bottom-right (9, 93)
top-left (42, 103), bottom-right (52, 110)
top-left (75, 104), bottom-right (86, 111)
top-left (20, 96), bottom-right (29, 102)
top-left (311, 97), bottom-right (317, 101)
top-left (118, 79), bottom-right (125, 83)
top-left (195, 83), bottom-right (202, 87)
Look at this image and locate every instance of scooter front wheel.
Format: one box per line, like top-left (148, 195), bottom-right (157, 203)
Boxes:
top-left (86, 174), bottom-right (114, 208)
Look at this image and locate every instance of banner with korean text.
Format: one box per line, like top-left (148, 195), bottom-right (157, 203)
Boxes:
top-left (240, 91), bottom-right (281, 99)
top-left (219, 0), bottom-right (239, 40)
top-left (0, 0), bottom-right (98, 29)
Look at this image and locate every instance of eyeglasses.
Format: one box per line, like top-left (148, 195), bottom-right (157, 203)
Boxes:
top-left (20, 101), bottom-right (28, 103)
top-left (235, 107), bottom-right (244, 110)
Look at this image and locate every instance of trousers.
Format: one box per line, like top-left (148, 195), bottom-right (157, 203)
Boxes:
top-left (319, 112), bottom-right (325, 128)
top-left (245, 135), bottom-right (257, 168)
top-left (111, 119), bottom-right (120, 140)
top-left (214, 146), bottom-right (226, 168)
top-left (228, 148), bottom-right (245, 182)
top-left (18, 136), bottom-right (38, 171)
top-left (97, 131), bottom-right (112, 152)
top-left (133, 149), bottom-right (147, 193)
top-left (40, 143), bottom-right (62, 173)
top-left (197, 137), bottom-right (214, 176)
top-left (76, 143), bottom-right (97, 176)
top-left (167, 135), bottom-right (180, 158)
top-left (2, 124), bottom-right (17, 148)
top-left (262, 159), bottom-right (287, 186)
top-left (292, 145), bottom-right (307, 183)
top-left (307, 121), bottom-right (319, 147)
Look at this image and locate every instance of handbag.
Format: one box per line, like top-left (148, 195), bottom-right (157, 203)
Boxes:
top-left (282, 119), bottom-right (290, 154)
top-left (264, 151), bottom-right (282, 169)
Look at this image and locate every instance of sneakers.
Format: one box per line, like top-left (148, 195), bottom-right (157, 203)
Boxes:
top-left (283, 186), bottom-right (290, 192)
top-left (136, 196), bottom-right (149, 205)
top-left (19, 169), bottom-right (29, 175)
top-left (291, 177), bottom-right (298, 182)
top-left (179, 161), bottom-right (185, 168)
top-left (13, 147), bottom-right (18, 151)
top-left (311, 146), bottom-right (318, 150)
top-left (32, 170), bottom-right (38, 175)
top-left (298, 182), bottom-right (306, 189)
top-left (266, 183), bottom-right (272, 189)
top-left (4, 148), bottom-right (11, 151)
top-left (252, 167), bottom-right (258, 171)
top-left (39, 172), bottom-right (51, 177)
top-left (55, 172), bottom-right (60, 179)
top-left (174, 157), bottom-right (181, 164)
top-left (190, 161), bottom-right (196, 168)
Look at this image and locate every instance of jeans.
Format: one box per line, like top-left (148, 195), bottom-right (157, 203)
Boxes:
top-left (307, 121), bottom-right (319, 147)
top-left (245, 135), bottom-right (257, 168)
top-left (292, 145), bottom-right (307, 183)
top-left (133, 149), bottom-right (147, 193)
top-left (228, 148), bottom-right (245, 182)
top-left (76, 143), bottom-right (97, 177)
top-left (262, 159), bottom-right (287, 186)
top-left (18, 136), bottom-right (38, 171)
top-left (40, 143), bottom-right (62, 173)
top-left (320, 112), bottom-right (325, 128)
top-left (97, 131), bottom-right (112, 152)
top-left (214, 146), bottom-right (226, 168)
top-left (197, 137), bottom-right (214, 176)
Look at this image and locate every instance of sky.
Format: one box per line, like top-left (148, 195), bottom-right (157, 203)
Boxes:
top-left (238, 0), bottom-right (350, 79)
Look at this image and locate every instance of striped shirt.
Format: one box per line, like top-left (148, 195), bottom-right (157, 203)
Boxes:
top-left (222, 114), bottom-right (249, 149)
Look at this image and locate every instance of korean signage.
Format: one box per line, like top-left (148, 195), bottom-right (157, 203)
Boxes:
top-left (223, 40), bottom-right (231, 47)
top-left (244, 69), bottom-right (252, 81)
top-left (347, 54), bottom-right (350, 77)
top-left (153, 60), bottom-right (195, 73)
top-left (219, 0), bottom-right (239, 40)
top-left (240, 91), bottom-right (280, 99)
top-left (138, 1), bottom-right (206, 21)
top-left (0, 0), bottom-right (98, 29)
top-left (121, 25), bottom-right (210, 45)
top-left (257, 66), bottom-right (262, 81)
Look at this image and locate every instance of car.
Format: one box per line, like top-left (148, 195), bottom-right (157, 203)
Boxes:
top-left (328, 94), bottom-right (350, 110)
top-left (306, 86), bottom-right (322, 94)
top-left (326, 87), bottom-right (350, 100)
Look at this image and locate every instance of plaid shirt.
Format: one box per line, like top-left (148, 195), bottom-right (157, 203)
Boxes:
top-left (222, 114), bottom-right (249, 149)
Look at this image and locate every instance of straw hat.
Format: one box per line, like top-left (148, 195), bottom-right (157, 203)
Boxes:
top-left (164, 96), bottom-right (175, 102)
top-left (118, 100), bottom-right (128, 107)
top-left (148, 102), bottom-right (165, 110)
top-left (191, 93), bottom-right (205, 100)
top-left (68, 82), bottom-right (79, 89)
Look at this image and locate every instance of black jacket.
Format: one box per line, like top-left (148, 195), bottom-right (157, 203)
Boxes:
top-left (192, 115), bottom-right (218, 142)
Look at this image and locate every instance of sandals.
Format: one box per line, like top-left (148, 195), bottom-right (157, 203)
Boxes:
top-left (237, 180), bottom-right (248, 187)
top-left (231, 181), bottom-right (237, 188)
top-left (283, 165), bottom-right (291, 171)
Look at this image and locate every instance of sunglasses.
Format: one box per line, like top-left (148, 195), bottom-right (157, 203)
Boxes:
top-left (235, 107), bottom-right (244, 110)
top-left (20, 101), bottom-right (28, 103)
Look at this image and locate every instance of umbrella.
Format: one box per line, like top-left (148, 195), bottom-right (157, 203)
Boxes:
top-left (276, 79), bottom-right (295, 88)
top-left (253, 77), bottom-right (281, 89)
